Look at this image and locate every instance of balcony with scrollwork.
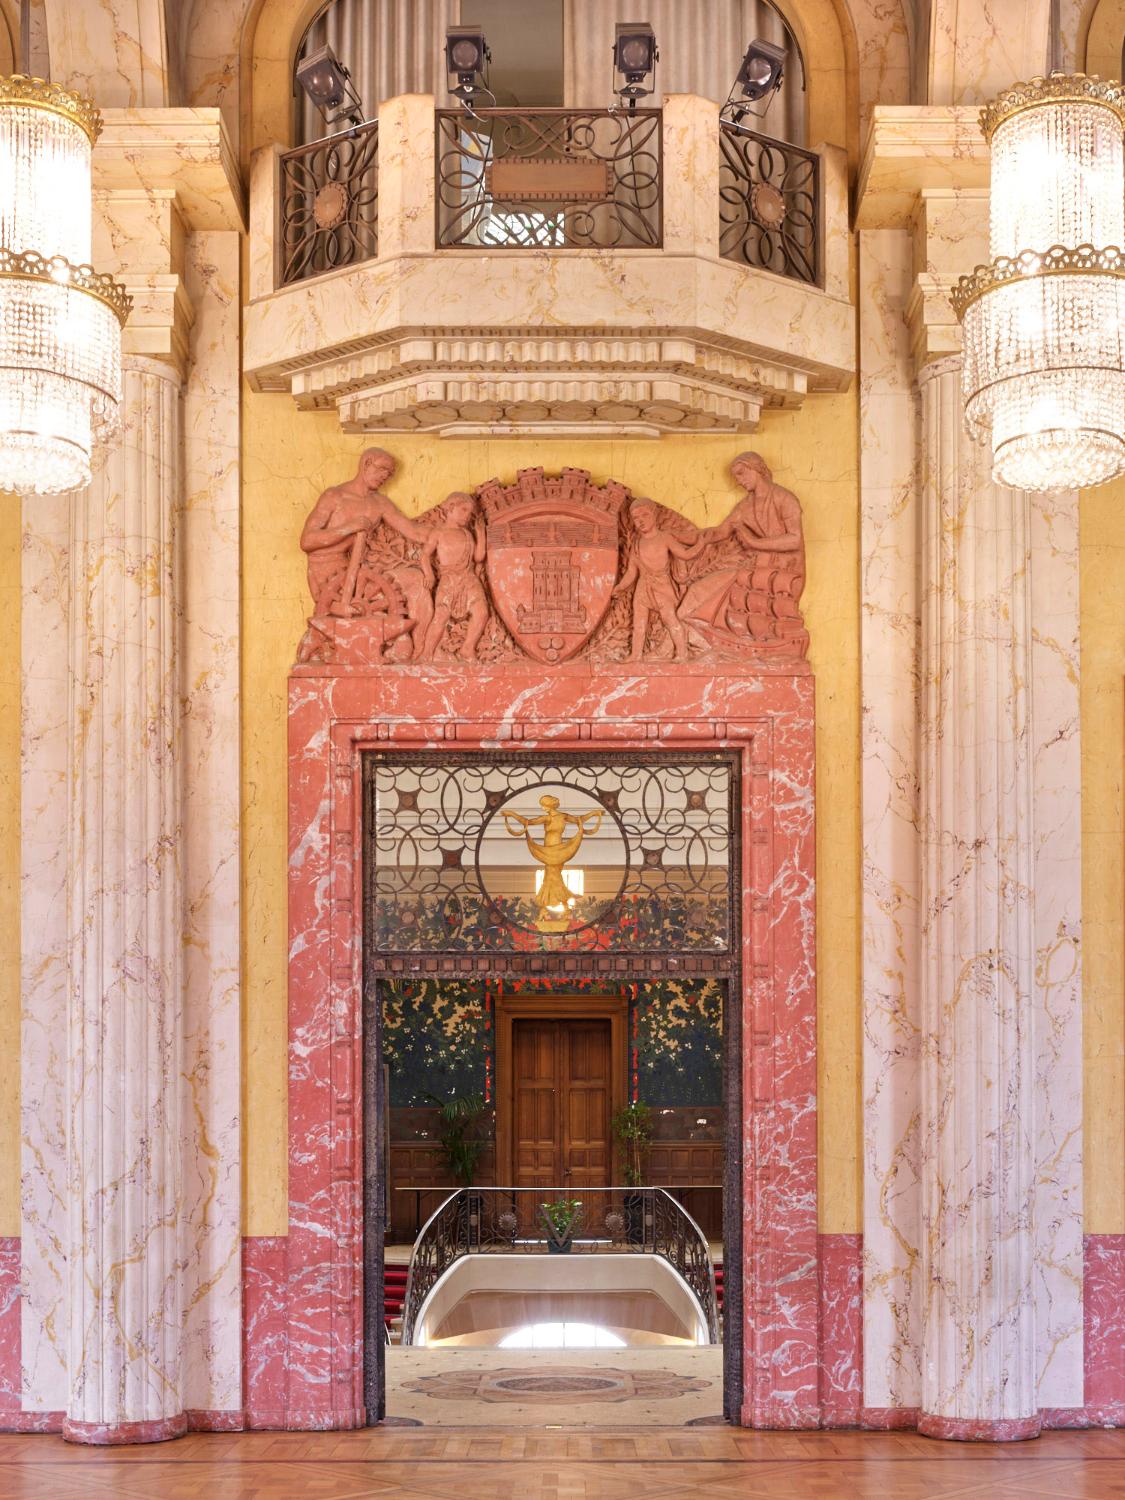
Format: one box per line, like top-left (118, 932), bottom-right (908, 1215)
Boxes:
top-left (245, 94), bottom-right (853, 437)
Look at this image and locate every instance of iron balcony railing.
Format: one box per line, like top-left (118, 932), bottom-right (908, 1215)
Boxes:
top-left (279, 118), bottom-right (380, 285)
top-left (718, 122), bottom-right (820, 285)
top-left (276, 111), bottom-right (823, 288)
top-left (434, 107), bottom-right (662, 249)
top-left (400, 1185), bottom-right (720, 1346)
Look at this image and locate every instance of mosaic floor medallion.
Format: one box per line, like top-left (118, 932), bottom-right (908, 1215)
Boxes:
top-left (401, 1364), bottom-right (713, 1405)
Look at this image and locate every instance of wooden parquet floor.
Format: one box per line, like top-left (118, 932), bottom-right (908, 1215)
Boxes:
top-left (0, 1427), bottom-right (1123, 1500)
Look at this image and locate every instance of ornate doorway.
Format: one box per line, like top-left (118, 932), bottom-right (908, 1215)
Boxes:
top-left (281, 462), bottom-right (818, 1434)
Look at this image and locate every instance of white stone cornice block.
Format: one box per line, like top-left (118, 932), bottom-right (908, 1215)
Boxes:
top-left (93, 107), bottom-right (245, 233)
top-left (855, 106), bottom-right (990, 230)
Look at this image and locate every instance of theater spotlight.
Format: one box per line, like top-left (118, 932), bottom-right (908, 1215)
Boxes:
top-left (446, 24), bottom-right (492, 103)
top-left (721, 39), bottom-right (786, 130)
top-left (295, 43), bottom-right (364, 127)
top-left (613, 21), bottom-right (658, 109)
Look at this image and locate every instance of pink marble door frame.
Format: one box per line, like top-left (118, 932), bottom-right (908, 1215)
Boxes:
top-left (283, 663), bottom-right (817, 1429)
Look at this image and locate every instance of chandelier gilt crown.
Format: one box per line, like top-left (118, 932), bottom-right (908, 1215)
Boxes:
top-left (953, 72), bottom-right (1125, 492)
top-left (0, 72), bottom-right (130, 495)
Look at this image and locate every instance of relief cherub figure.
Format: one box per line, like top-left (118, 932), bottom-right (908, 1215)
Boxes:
top-left (612, 497), bottom-right (706, 662)
top-left (418, 491), bottom-right (490, 662)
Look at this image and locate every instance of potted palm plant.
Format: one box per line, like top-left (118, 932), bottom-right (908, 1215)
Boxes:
top-left (540, 1196), bottom-right (583, 1253)
top-left (429, 1090), bottom-right (488, 1248)
top-left (429, 1090), bottom-right (488, 1186)
top-left (612, 1100), bottom-right (653, 1245)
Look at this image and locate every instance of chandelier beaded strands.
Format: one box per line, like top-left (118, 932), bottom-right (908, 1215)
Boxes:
top-left (953, 74), bottom-right (1125, 492)
top-left (0, 1), bottom-right (130, 495)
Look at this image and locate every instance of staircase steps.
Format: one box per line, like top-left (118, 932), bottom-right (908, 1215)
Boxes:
top-left (384, 1265), bottom-right (409, 1327)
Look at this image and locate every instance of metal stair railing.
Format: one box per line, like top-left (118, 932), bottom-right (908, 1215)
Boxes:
top-left (399, 1185), bottom-right (720, 1346)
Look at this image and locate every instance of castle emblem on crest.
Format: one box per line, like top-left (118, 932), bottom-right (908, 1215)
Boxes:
top-left (478, 467), bottom-right (625, 663)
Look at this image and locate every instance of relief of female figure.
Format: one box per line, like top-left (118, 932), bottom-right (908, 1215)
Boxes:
top-left (677, 451), bottom-right (807, 655)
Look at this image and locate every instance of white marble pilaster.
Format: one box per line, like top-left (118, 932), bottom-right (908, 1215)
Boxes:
top-left (64, 359), bottom-right (186, 1440)
top-left (859, 226), bottom-right (923, 1413)
top-left (918, 357), bottom-right (1086, 1434)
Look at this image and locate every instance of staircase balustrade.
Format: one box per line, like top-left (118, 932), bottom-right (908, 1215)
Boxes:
top-left (399, 1185), bottom-right (720, 1345)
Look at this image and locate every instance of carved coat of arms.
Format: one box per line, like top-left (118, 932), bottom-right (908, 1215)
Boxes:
top-left (477, 467), bottom-right (625, 663)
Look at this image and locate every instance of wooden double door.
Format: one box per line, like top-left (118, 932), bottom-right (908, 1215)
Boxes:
top-left (496, 995), bottom-right (628, 1195)
top-left (513, 1017), bottom-right (612, 1191)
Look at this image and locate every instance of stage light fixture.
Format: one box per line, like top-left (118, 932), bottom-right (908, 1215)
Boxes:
top-left (735, 39), bottom-right (786, 101)
top-left (446, 25), bottom-right (492, 103)
top-left (613, 22), bottom-right (658, 108)
top-left (295, 43), bottom-right (363, 127)
top-left (721, 38), bottom-right (787, 132)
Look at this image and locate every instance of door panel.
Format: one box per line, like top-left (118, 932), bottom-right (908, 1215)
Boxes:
top-left (513, 1020), bottom-right (558, 1193)
top-left (563, 1021), bottom-right (611, 1190)
top-left (512, 1017), bottom-right (613, 1199)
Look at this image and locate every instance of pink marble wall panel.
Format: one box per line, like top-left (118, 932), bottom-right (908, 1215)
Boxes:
top-left (243, 1237), bottom-right (290, 1427)
top-left (1044, 1235), bottom-right (1125, 1428)
top-left (819, 1233), bottom-right (862, 1426)
top-left (1083, 1235), bottom-right (1125, 1424)
top-left (286, 661), bottom-right (816, 1430)
top-left (0, 1238), bottom-right (19, 1413)
top-left (0, 1239), bottom-right (60, 1432)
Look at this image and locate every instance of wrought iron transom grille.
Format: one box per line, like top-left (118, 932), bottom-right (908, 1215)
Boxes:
top-left (362, 752), bottom-right (737, 977)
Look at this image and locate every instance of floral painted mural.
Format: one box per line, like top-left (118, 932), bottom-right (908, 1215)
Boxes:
top-left (381, 977), bottom-right (722, 1109)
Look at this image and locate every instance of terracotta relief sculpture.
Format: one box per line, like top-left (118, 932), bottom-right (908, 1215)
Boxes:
top-left (297, 448), bottom-right (432, 663)
top-left (417, 493), bottom-right (489, 661)
top-left (295, 454), bottom-right (807, 667)
top-left (677, 453), bottom-right (808, 659)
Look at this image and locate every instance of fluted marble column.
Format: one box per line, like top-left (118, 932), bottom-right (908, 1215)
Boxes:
top-left (916, 355), bottom-right (1038, 1440)
top-left (63, 358), bottom-right (186, 1443)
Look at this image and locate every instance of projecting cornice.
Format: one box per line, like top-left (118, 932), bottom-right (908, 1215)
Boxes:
top-left (93, 108), bottom-right (246, 233)
top-left (855, 106), bottom-right (990, 230)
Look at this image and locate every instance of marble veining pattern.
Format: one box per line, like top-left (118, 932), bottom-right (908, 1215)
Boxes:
top-left (859, 227), bottom-right (922, 1412)
top-left (18, 228), bottom-right (243, 1428)
top-left (285, 664), bottom-right (816, 1429)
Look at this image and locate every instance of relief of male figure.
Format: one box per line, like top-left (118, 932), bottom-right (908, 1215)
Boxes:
top-left (677, 451), bottom-right (806, 652)
top-left (612, 497), bottom-right (706, 662)
top-left (298, 447), bottom-right (435, 658)
top-left (418, 492), bottom-right (489, 661)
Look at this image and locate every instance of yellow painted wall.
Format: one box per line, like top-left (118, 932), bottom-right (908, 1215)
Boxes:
top-left (241, 387), bottom-right (862, 1235)
top-left (1081, 479), bottom-right (1125, 1234)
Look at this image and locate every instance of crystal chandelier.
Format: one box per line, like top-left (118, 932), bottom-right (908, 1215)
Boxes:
top-left (953, 74), bottom-right (1125, 492)
top-left (0, 75), bottom-right (130, 495)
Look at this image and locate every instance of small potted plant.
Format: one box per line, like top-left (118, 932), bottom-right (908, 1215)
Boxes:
top-left (540, 1196), bottom-right (583, 1253)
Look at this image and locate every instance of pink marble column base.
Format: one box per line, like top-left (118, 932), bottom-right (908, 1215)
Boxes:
top-left (917, 1413), bottom-right (1042, 1442)
top-left (63, 1413), bottom-right (189, 1445)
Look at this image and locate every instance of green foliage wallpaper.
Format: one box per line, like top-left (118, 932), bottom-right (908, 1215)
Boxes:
top-left (381, 977), bottom-right (722, 1109)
